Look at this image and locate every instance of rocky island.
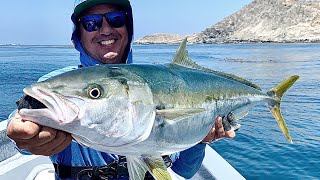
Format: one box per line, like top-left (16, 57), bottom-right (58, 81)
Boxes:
top-left (135, 0), bottom-right (320, 44)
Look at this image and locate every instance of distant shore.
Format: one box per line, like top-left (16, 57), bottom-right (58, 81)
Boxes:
top-left (135, 0), bottom-right (320, 45)
top-left (134, 33), bottom-right (320, 45)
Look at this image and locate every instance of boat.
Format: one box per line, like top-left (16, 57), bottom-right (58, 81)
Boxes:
top-left (0, 120), bottom-right (245, 180)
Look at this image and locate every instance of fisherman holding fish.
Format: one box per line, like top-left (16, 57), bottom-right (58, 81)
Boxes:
top-left (6, 0), bottom-right (238, 179)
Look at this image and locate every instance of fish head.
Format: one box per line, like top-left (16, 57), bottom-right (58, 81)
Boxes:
top-left (19, 66), bottom-right (156, 148)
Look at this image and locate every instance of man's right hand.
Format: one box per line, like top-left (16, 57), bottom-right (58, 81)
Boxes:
top-left (6, 112), bottom-right (72, 156)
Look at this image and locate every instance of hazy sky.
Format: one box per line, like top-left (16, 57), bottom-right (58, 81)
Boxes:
top-left (0, 0), bottom-right (253, 45)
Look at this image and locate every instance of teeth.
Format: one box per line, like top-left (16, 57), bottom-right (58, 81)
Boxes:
top-left (100, 39), bottom-right (115, 45)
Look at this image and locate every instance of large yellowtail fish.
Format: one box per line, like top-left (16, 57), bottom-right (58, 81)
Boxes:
top-left (18, 39), bottom-right (299, 180)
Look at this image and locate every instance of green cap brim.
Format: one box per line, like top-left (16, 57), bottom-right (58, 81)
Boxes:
top-left (74, 0), bottom-right (130, 18)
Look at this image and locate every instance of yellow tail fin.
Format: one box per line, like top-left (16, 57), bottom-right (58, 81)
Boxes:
top-left (267, 75), bottom-right (299, 143)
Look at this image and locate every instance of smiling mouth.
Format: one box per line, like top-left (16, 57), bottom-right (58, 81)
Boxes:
top-left (99, 39), bottom-right (115, 45)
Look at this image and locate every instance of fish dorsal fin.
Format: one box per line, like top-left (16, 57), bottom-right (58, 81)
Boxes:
top-left (171, 38), bottom-right (200, 69)
top-left (171, 38), bottom-right (261, 90)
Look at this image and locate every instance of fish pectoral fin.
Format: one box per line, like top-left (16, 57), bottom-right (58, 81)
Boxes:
top-left (156, 108), bottom-right (206, 120)
top-left (126, 156), bottom-right (172, 180)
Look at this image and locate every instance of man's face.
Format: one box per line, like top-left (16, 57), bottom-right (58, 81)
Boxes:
top-left (79, 4), bottom-right (128, 64)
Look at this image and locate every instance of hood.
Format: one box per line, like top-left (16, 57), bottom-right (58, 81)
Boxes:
top-left (71, 0), bottom-right (133, 66)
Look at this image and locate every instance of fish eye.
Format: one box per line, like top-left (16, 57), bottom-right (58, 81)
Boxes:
top-left (89, 88), bottom-right (101, 99)
top-left (87, 85), bottom-right (103, 99)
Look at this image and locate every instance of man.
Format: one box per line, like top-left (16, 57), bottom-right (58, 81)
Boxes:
top-left (7, 0), bottom-right (236, 179)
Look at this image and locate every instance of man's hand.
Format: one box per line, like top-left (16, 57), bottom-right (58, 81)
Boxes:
top-left (201, 116), bottom-right (236, 144)
top-left (6, 112), bottom-right (72, 156)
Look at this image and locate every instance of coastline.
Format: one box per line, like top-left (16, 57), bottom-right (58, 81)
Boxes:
top-left (133, 38), bottom-right (320, 45)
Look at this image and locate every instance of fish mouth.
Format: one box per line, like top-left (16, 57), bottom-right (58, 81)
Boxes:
top-left (21, 86), bottom-right (85, 124)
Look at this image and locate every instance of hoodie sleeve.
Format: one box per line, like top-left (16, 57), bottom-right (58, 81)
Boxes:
top-left (170, 143), bottom-right (206, 179)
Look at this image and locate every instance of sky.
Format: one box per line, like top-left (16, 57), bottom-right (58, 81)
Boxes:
top-left (0, 0), bottom-right (253, 45)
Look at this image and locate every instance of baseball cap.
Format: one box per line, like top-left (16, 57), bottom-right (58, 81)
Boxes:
top-left (73, 0), bottom-right (131, 17)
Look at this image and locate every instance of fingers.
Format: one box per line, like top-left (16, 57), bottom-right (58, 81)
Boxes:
top-left (17, 126), bottom-right (58, 148)
top-left (214, 117), bottom-right (225, 140)
top-left (216, 116), bottom-right (236, 139)
top-left (225, 129), bottom-right (236, 138)
top-left (200, 116), bottom-right (237, 144)
top-left (28, 131), bottom-right (72, 156)
top-left (201, 125), bottom-right (215, 143)
top-left (7, 112), bottom-right (41, 140)
top-left (50, 133), bottom-right (73, 155)
top-left (16, 128), bottom-right (72, 156)
top-left (7, 112), bottom-right (71, 156)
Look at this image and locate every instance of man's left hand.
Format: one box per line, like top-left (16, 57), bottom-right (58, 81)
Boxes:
top-left (201, 116), bottom-right (236, 143)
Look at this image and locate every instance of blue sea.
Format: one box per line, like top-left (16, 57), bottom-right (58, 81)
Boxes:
top-left (0, 43), bottom-right (319, 179)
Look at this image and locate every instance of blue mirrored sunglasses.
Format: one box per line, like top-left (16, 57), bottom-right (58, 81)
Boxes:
top-left (79, 11), bottom-right (126, 32)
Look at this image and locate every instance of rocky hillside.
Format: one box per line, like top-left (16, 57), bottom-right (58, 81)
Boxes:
top-left (134, 33), bottom-right (198, 44)
top-left (197, 0), bottom-right (320, 43)
top-left (135, 0), bottom-right (320, 44)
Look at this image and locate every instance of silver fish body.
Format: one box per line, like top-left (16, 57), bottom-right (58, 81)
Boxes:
top-left (98, 63), bottom-right (269, 155)
top-left (19, 39), bottom-right (299, 180)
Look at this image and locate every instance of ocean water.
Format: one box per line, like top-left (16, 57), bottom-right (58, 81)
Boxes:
top-left (0, 43), bottom-right (319, 179)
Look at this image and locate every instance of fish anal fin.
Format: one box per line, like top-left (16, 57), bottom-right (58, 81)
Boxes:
top-left (126, 156), bottom-right (148, 180)
top-left (143, 156), bottom-right (172, 180)
top-left (126, 156), bottom-right (172, 180)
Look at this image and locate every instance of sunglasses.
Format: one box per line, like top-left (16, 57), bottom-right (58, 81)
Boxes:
top-left (79, 11), bottom-right (126, 32)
